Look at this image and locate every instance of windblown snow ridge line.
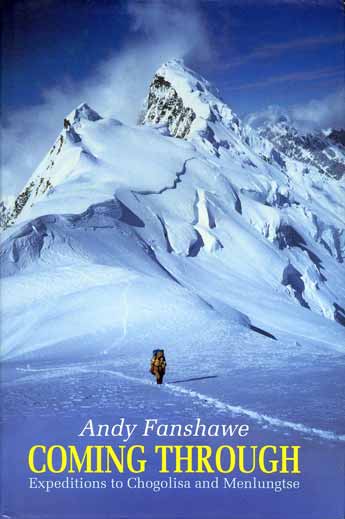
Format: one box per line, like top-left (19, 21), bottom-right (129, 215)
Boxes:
top-left (135, 157), bottom-right (195, 195)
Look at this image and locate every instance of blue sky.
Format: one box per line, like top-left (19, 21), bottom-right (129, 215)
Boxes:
top-left (1, 0), bottom-right (344, 196)
top-left (2, 0), bottom-right (343, 117)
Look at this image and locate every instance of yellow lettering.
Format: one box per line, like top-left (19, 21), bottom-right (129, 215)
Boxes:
top-left (259, 445), bottom-right (278, 473)
top-left (196, 446), bottom-right (214, 473)
top-left (28, 445), bottom-right (46, 473)
top-left (215, 446), bottom-right (236, 474)
top-left (47, 445), bottom-right (67, 473)
top-left (280, 445), bottom-right (300, 474)
top-left (155, 445), bottom-right (174, 473)
top-left (238, 445), bottom-right (257, 474)
top-left (127, 445), bottom-right (146, 473)
top-left (68, 445), bottom-right (93, 473)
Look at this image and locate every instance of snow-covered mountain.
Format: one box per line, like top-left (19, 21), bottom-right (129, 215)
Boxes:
top-left (247, 111), bottom-right (345, 180)
top-left (1, 59), bottom-right (345, 361)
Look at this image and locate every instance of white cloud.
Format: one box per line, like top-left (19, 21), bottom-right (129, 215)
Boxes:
top-left (290, 89), bottom-right (345, 132)
top-left (1, 0), bottom-right (210, 198)
top-left (245, 105), bottom-right (291, 128)
top-left (245, 89), bottom-right (345, 133)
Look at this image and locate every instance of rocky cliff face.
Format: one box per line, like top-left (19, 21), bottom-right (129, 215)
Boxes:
top-left (143, 74), bottom-right (196, 138)
top-left (141, 60), bottom-right (242, 147)
top-left (256, 121), bottom-right (345, 180)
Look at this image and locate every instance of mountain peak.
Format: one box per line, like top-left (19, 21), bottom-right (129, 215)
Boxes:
top-left (155, 59), bottom-right (217, 95)
top-left (142, 60), bottom-right (240, 143)
top-left (65, 103), bottom-right (102, 127)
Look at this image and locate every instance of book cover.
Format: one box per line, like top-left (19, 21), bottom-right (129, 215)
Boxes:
top-left (1, 1), bottom-right (344, 518)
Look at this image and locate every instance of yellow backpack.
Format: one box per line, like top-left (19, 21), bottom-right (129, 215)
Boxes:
top-left (151, 350), bottom-right (166, 370)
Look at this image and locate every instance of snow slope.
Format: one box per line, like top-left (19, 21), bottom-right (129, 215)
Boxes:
top-left (1, 61), bottom-right (345, 519)
top-left (1, 59), bottom-right (345, 363)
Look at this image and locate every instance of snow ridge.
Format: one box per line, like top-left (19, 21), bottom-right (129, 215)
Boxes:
top-left (1, 59), bottom-right (345, 365)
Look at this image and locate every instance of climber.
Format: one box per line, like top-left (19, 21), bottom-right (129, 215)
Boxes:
top-left (150, 349), bottom-right (167, 385)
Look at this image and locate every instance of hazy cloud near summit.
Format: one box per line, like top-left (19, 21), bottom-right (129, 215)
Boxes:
top-left (290, 89), bottom-right (345, 132)
top-left (1, 1), bottom-right (210, 198)
top-left (246, 89), bottom-right (345, 133)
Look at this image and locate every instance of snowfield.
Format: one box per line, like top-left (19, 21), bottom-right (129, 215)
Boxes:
top-left (1, 60), bottom-right (344, 359)
top-left (1, 58), bottom-right (344, 424)
top-left (1, 59), bottom-right (345, 519)
top-left (1, 59), bottom-right (345, 413)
